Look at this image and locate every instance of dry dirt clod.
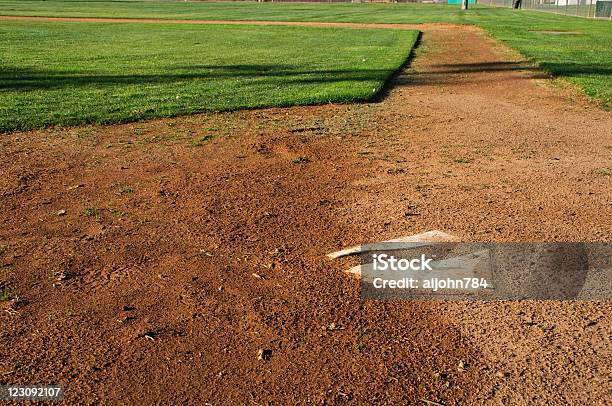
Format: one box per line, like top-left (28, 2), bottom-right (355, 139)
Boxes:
top-left (419, 399), bottom-right (446, 406)
top-left (326, 323), bottom-right (345, 331)
top-left (54, 270), bottom-right (69, 282)
top-left (9, 298), bottom-right (25, 310)
top-left (118, 316), bottom-right (135, 323)
top-left (264, 262), bottom-right (277, 270)
top-left (496, 371), bottom-right (510, 378)
top-left (257, 349), bottom-right (272, 361)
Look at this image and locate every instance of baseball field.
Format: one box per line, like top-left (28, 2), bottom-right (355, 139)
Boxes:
top-left (0, 1), bottom-right (610, 404)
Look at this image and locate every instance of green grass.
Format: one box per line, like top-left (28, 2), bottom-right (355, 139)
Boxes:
top-left (471, 12), bottom-right (611, 107)
top-left (0, 2), bottom-right (610, 131)
top-left (0, 21), bottom-right (418, 132)
top-left (0, 286), bottom-right (13, 301)
top-left (82, 207), bottom-right (101, 217)
top-left (2, 0), bottom-right (609, 109)
top-left (0, 1), bottom-right (473, 21)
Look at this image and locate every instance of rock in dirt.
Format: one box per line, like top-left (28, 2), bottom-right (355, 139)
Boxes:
top-left (257, 349), bottom-right (272, 361)
top-left (326, 323), bottom-right (345, 331)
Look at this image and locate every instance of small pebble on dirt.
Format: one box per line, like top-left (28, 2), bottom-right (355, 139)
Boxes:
top-left (9, 297), bottom-right (26, 310)
top-left (496, 371), bottom-right (510, 378)
top-left (257, 349), bottom-right (272, 361)
top-left (56, 209), bottom-right (67, 216)
top-left (326, 323), bottom-right (345, 331)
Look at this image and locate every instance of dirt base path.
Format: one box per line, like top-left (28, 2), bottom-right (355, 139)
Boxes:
top-left (0, 22), bottom-right (610, 405)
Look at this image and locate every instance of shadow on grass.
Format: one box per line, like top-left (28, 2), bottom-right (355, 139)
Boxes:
top-left (3, 56), bottom-right (608, 122)
top-left (1, 64), bottom-right (398, 91)
top-left (387, 59), bottom-right (612, 90)
top-left (5, 56), bottom-right (606, 94)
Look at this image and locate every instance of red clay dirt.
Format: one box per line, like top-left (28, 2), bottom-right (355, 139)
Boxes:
top-left (0, 22), bottom-right (610, 405)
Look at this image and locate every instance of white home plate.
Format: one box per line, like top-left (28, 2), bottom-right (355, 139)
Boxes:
top-left (326, 230), bottom-right (459, 260)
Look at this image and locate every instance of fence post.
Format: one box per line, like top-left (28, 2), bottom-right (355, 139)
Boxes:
top-left (587, 0), bottom-right (592, 17)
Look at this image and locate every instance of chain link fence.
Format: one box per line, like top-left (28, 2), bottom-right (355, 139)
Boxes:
top-left (487, 0), bottom-right (612, 18)
top-left (261, 0), bottom-right (612, 18)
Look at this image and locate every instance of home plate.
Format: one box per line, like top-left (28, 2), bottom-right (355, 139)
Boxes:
top-left (326, 230), bottom-right (459, 259)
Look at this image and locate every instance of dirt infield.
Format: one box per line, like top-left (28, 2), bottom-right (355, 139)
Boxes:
top-left (0, 21), bottom-right (610, 404)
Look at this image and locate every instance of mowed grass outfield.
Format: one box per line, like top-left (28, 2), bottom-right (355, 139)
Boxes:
top-left (0, 22), bottom-right (418, 132)
top-left (2, 0), bottom-right (610, 109)
top-left (1, 1), bottom-right (611, 132)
